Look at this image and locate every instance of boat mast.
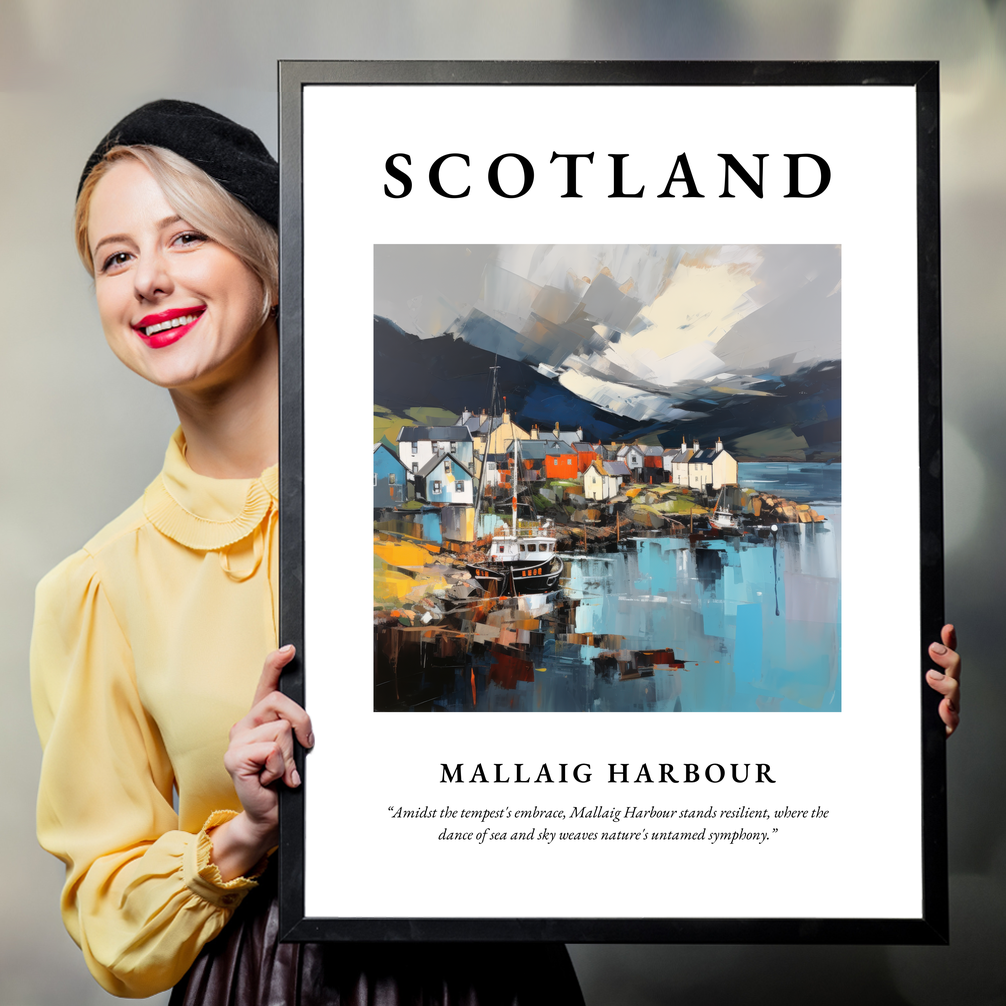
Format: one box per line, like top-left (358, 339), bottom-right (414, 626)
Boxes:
top-left (512, 435), bottom-right (519, 535)
top-left (473, 361), bottom-right (500, 526)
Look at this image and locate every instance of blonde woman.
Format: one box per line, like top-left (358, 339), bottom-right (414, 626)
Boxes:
top-left (32, 100), bottom-right (585, 1004)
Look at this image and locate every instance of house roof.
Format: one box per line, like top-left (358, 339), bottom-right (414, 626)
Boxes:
top-left (416, 452), bottom-right (474, 480)
top-left (641, 445), bottom-right (664, 456)
top-left (397, 425), bottom-right (473, 443)
top-left (543, 440), bottom-right (571, 456)
top-left (616, 444), bottom-right (644, 458)
top-left (374, 443), bottom-right (407, 469)
top-left (588, 459), bottom-right (631, 478)
top-left (573, 442), bottom-right (596, 454)
top-left (507, 439), bottom-right (548, 460)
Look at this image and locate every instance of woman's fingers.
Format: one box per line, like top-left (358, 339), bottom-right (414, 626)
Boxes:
top-left (941, 623), bottom-right (958, 653)
top-left (224, 738), bottom-right (287, 788)
top-left (252, 644), bottom-right (296, 707)
top-left (927, 623), bottom-right (961, 737)
top-left (232, 689), bottom-right (314, 750)
top-left (230, 719), bottom-right (301, 788)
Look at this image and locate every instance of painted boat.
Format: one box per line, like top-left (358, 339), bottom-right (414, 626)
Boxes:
top-left (466, 437), bottom-right (563, 595)
top-left (467, 539), bottom-right (563, 595)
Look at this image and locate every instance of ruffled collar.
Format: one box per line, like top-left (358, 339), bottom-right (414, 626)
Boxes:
top-left (143, 428), bottom-right (278, 551)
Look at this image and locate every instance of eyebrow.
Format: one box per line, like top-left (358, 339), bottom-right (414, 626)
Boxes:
top-left (91, 215), bottom-right (185, 258)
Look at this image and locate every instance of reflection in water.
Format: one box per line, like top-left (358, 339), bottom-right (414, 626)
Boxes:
top-left (374, 465), bottom-right (841, 713)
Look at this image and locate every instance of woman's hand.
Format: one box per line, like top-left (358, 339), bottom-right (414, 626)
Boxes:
top-left (926, 624), bottom-right (961, 738)
top-left (209, 645), bottom-right (314, 881)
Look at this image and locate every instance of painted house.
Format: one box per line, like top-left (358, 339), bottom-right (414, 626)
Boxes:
top-left (507, 439), bottom-right (549, 482)
top-left (544, 440), bottom-right (579, 479)
top-left (686, 438), bottom-right (737, 491)
top-left (482, 457), bottom-right (503, 489)
top-left (552, 422), bottom-right (584, 448)
top-left (708, 438), bottom-right (738, 490)
top-left (641, 445), bottom-right (668, 483)
top-left (617, 444), bottom-right (644, 477)
top-left (668, 438), bottom-right (694, 486)
top-left (584, 459), bottom-right (630, 501)
top-left (572, 441), bottom-right (598, 474)
top-left (397, 426), bottom-right (474, 480)
top-left (414, 453), bottom-right (474, 505)
top-left (455, 408), bottom-right (530, 477)
top-left (373, 443), bottom-right (408, 508)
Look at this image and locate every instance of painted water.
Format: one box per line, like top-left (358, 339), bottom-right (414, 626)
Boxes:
top-left (375, 464), bottom-right (840, 713)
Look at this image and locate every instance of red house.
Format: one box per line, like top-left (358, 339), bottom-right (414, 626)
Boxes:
top-left (544, 441), bottom-right (578, 478)
top-left (572, 442), bottom-right (597, 474)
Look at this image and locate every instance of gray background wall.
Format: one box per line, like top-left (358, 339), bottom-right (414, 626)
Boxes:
top-left (1, 2), bottom-right (1002, 1003)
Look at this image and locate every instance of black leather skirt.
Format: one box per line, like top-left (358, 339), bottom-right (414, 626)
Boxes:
top-left (169, 868), bottom-right (585, 1006)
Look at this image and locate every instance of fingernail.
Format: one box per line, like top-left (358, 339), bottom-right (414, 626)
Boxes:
top-left (292, 768), bottom-right (301, 787)
top-left (927, 670), bottom-right (944, 680)
top-left (280, 644), bottom-right (295, 654)
top-left (946, 700), bottom-right (956, 713)
top-left (307, 732), bottom-right (315, 748)
top-left (931, 643), bottom-right (947, 655)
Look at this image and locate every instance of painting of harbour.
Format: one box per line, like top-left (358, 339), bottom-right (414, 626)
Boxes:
top-left (373, 245), bottom-right (841, 713)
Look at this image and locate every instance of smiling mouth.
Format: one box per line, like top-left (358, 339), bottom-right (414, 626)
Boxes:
top-left (136, 308), bottom-right (205, 338)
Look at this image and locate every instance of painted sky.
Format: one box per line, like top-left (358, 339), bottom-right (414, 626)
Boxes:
top-left (375, 244), bottom-right (840, 426)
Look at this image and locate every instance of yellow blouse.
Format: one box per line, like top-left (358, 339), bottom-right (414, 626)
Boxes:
top-left (31, 428), bottom-right (279, 998)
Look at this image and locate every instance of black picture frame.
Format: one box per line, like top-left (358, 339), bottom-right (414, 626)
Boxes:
top-left (277, 60), bottom-right (945, 944)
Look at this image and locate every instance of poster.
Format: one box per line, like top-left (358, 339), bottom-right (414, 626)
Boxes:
top-left (278, 62), bottom-right (945, 942)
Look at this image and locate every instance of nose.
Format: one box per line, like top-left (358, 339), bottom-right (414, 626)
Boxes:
top-left (133, 247), bottom-right (173, 303)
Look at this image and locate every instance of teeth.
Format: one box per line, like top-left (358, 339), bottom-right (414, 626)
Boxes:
top-left (142, 313), bottom-right (199, 337)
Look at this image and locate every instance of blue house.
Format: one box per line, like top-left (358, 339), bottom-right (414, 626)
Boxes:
top-left (374, 443), bottom-right (408, 508)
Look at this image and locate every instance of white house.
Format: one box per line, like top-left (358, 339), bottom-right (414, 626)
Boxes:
top-left (616, 444), bottom-right (644, 476)
top-left (584, 459), bottom-right (630, 501)
top-left (553, 422), bottom-right (584, 448)
top-left (669, 438), bottom-right (694, 486)
top-left (686, 438), bottom-right (737, 491)
top-left (397, 426), bottom-right (474, 479)
top-left (414, 453), bottom-right (474, 505)
top-left (709, 438), bottom-right (738, 489)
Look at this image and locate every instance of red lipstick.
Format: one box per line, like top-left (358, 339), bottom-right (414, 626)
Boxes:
top-left (132, 306), bottom-right (205, 349)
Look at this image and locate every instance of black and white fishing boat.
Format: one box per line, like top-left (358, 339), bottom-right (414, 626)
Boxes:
top-left (467, 431), bottom-right (563, 596)
top-left (464, 378), bottom-right (567, 591)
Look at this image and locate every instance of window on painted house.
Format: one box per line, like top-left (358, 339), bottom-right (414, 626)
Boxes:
top-left (389, 474), bottom-right (396, 485)
top-left (455, 481), bottom-right (465, 493)
top-left (450, 441), bottom-right (457, 453)
top-left (373, 473), bottom-right (377, 487)
top-left (411, 442), bottom-right (418, 455)
top-left (433, 480), bottom-right (442, 494)
top-left (412, 462), bottom-right (418, 473)
top-left (487, 461), bottom-right (496, 472)
top-left (444, 460), bottom-right (451, 474)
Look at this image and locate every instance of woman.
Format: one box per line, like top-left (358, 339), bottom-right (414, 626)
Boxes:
top-left (31, 100), bottom-right (585, 1003)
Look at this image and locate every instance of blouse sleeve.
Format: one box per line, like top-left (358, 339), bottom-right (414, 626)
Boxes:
top-left (31, 549), bottom-right (262, 998)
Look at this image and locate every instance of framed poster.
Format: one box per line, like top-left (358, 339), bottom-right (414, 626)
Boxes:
top-left (277, 61), bottom-right (946, 943)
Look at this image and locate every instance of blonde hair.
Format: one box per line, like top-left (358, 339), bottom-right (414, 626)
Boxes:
top-left (75, 145), bottom-right (278, 323)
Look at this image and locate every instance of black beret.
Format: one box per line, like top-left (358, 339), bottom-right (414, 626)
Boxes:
top-left (78, 99), bottom-right (278, 228)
